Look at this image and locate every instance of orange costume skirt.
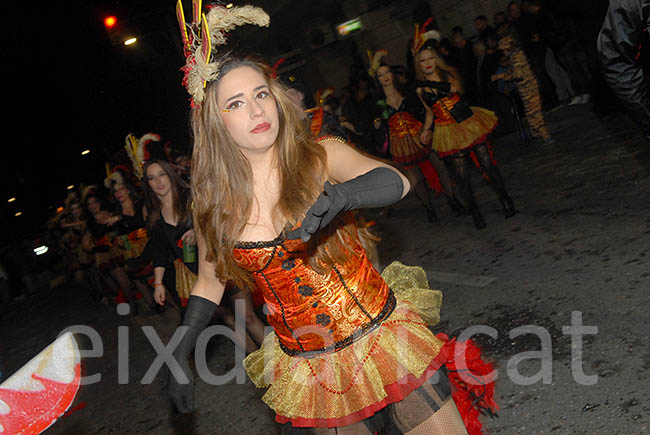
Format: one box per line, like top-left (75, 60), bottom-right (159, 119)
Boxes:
top-left (388, 112), bottom-right (444, 193)
top-left (244, 262), bottom-right (496, 430)
top-left (432, 94), bottom-right (498, 158)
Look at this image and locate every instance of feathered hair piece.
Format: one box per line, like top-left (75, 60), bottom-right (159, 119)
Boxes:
top-left (367, 49), bottom-right (388, 77)
top-left (314, 87), bottom-right (334, 106)
top-left (176, 0), bottom-right (270, 107)
top-left (270, 57), bottom-right (287, 79)
top-left (104, 170), bottom-right (125, 190)
top-left (81, 185), bottom-right (98, 202)
top-left (411, 18), bottom-right (439, 55)
top-left (124, 132), bottom-right (159, 178)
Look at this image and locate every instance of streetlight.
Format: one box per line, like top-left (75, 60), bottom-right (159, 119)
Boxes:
top-left (7, 197), bottom-right (16, 203)
top-left (67, 185), bottom-right (74, 190)
top-left (124, 37), bottom-right (137, 46)
top-left (81, 149), bottom-right (90, 155)
top-left (15, 212), bottom-right (22, 217)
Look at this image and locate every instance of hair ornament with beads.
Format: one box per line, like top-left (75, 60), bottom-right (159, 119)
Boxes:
top-left (175, 0), bottom-right (270, 107)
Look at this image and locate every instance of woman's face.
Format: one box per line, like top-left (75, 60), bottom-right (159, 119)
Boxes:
top-left (113, 184), bottom-right (129, 203)
top-left (376, 66), bottom-right (393, 87)
top-left (146, 163), bottom-right (172, 198)
top-left (70, 202), bottom-right (83, 219)
top-left (417, 49), bottom-right (438, 76)
top-left (216, 65), bottom-right (279, 156)
top-left (86, 196), bottom-right (100, 214)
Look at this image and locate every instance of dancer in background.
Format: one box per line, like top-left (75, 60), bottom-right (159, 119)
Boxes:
top-left (370, 50), bottom-right (465, 221)
top-left (413, 33), bottom-right (516, 229)
top-left (167, 4), bottom-right (496, 433)
top-left (142, 159), bottom-right (265, 354)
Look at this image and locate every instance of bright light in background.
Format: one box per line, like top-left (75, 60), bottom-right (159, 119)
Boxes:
top-left (8, 197), bottom-right (15, 203)
top-left (56, 206), bottom-right (64, 213)
top-left (67, 185), bottom-right (74, 190)
top-left (226, 3), bottom-right (234, 8)
top-left (34, 245), bottom-right (49, 256)
top-left (81, 149), bottom-right (90, 155)
top-left (15, 212), bottom-right (22, 217)
top-left (124, 37), bottom-right (137, 46)
top-left (104, 16), bottom-right (117, 29)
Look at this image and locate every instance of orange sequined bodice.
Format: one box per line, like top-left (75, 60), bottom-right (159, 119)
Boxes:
top-left (431, 93), bottom-right (462, 126)
top-left (232, 228), bottom-right (395, 357)
top-left (387, 111), bottom-right (422, 138)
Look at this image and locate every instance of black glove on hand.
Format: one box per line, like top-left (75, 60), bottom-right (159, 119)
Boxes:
top-left (287, 167), bottom-right (404, 242)
top-left (168, 295), bottom-right (217, 413)
top-left (411, 80), bottom-right (452, 94)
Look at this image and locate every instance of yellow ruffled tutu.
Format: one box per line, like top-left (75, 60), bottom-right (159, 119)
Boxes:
top-left (244, 261), bottom-right (449, 428)
top-left (433, 107), bottom-right (498, 157)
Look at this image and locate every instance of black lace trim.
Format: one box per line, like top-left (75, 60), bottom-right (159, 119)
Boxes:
top-left (278, 290), bottom-right (397, 359)
top-left (234, 233), bottom-right (286, 250)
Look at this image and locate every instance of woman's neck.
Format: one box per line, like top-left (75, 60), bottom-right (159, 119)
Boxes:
top-left (121, 198), bottom-right (134, 215)
top-left (424, 70), bottom-right (439, 81)
top-left (382, 84), bottom-right (400, 99)
top-left (159, 194), bottom-right (176, 224)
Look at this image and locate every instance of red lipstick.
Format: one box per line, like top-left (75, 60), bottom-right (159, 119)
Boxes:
top-left (251, 122), bottom-right (270, 133)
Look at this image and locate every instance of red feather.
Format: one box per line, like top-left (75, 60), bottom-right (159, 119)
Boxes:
top-left (420, 17), bottom-right (433, 35)
top-left (271, 57), bottom-right (287, 79)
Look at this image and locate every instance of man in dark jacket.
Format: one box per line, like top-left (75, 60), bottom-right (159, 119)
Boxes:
top-left (597, 0), bottom-right (650, 138)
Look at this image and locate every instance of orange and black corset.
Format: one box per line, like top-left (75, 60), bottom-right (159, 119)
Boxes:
top-left (232, 229), bottom-right (395, 357)
top-left (432, 93), bottom-right (463, 126)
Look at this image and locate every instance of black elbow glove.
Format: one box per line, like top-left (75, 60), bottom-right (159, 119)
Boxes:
top-left (288, 167), bottom-right (404, 242)
top-left (168, 295), bottom-right (217, 413)
top-left (411, 80), bottom-right (451, 95)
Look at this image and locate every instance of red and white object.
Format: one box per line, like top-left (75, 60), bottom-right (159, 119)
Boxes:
top-left (0, 332), bottom-right (81, 434)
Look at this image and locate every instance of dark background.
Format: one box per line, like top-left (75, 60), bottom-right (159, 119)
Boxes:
top-left (0, 0), bottom-right (369, 245)
top-left (2, 1), bottom-right (191, 243)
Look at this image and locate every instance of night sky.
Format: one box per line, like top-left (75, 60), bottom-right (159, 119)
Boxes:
top-left (2, 1), bottom-right (203, 244)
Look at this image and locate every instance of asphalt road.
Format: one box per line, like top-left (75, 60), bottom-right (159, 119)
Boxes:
top-left (2, 103), bottom-right (649, 434)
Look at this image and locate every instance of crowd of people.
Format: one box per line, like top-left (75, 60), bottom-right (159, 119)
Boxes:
top-left (52, 133), bottom-right (266, 355)
top-left (16, 1), bottom-right (645, 433)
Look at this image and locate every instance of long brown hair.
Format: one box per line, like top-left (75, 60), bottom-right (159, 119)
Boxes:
top-left (142, 159), bottom-right (192, 230)
top-left (191, 56), bottom-right (373, 289)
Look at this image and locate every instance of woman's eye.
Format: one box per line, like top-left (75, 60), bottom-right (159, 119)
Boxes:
top-left (225, 100), bottom-right (243, 110)
top-left (256, 91), bottom-right (270, 99)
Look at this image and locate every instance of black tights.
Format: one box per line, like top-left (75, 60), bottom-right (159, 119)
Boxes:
top-left (444, 142), bottom-right (511, 211)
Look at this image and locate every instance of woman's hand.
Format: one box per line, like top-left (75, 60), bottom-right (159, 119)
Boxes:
top-left (491, 73), bottom-right (504, 82)
top-left (181, 229), bottom-right (196, 245)
top-left (154, 284), bottom-right (166, 305)
top-left (106, 215), bottom-right (121, 226)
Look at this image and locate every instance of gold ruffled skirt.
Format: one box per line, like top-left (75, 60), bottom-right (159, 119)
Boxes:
top-left (244, 261), bottom-right (448, 428)
top-left (174, 259), bottom-right (196, 307)
top-left (433, 107), bottom-right (498, 157)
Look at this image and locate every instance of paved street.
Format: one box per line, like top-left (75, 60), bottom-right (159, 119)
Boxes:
top-left (2, 103), bottom-right (649, 434)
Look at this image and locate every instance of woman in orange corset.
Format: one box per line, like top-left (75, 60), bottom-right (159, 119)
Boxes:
top-left (373, 60), bottom-right (465, 221)
top-left (413, 38), bottom-right (516, 229)
top-left (167, 4), bottom-right (496, 434)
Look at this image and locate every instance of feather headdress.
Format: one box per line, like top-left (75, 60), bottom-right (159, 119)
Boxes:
top-left (176, 0), bottom-right (270, 106)
top-left (104, 169), bottom-right (125, 190)
top-left (124, 132), bottom-right (159, 178)
top-left (411, 18), bottom-right (439, 55)
top-left (367, 49), bottom-right (388, 77)
top-left (314, 87), bottom-right (335, 106)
